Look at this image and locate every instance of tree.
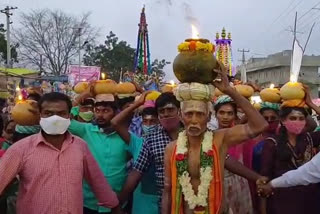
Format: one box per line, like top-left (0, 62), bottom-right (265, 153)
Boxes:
top-left (150, 59), bottom-right (170, 81)
top-left (0, 23), bottom-right (18, 65)
top-left (83, 31), bottom-right (169, 81)
top-left (84, 31), bottom-right (135, 81)
top-left (14, 9), bottom-right (97, 76)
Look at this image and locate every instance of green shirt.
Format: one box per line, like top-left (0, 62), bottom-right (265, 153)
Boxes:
top-left (131, 135), bottom-right (160, 214)
top-left (70, 106), bottom-right (80, 117)
top-left (69, 120), bottom-right (142, 213)
top-left (1, 141), bottom-right (11, 150)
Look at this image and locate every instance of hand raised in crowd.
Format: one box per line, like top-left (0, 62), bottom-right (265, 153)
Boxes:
top-left (28, 100), bottom-right (40, 115)
top-left (134, 91), bottom-right (150, 107)
top-left (213, 61), bottom-right (233, 94)
top-left (73, 81), bottom-right (96, 106)
top-left (84, 80), bottom-right (96, 97)
top-left (304, 84), bottom-right (313, 107)
top-left (131, 80), bottom-right (144, 93)
top-left (245, 82), bottom-right (261, 92)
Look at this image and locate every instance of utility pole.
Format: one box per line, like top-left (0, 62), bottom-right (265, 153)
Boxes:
top-left (0, 6), bottom-right (17, 68)
top-left (72, 27), bottom-right (82, 82)
top-left (238, 49), bottom-right (250, 83)
top-left (238, 49), bottom-right (250, 64)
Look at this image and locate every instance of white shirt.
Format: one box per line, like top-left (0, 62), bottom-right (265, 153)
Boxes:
top-left (207, 115), bottom-right (218, 131)
top-left (271, 152), bottom-right (320, 188)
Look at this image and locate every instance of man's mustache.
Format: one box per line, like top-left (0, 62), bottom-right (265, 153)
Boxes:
top-left (187, 125), bottom-right (201, 130)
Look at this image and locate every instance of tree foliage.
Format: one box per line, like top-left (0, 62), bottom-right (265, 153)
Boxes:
top-left (14, 9), bottom-right (97, 76)
top-left (0, 23), bottom-right (18, 65)
top-left (83, 31), bottom-right (169, 81)
top-left (83, 31), bottom-right (135, 81)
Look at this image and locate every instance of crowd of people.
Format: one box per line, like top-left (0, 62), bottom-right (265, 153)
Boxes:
top-left (0, 64), bottom-right (320, 214)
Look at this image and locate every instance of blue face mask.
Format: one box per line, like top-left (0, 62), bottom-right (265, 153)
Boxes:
top-left (142, 124), bottom-right (157, 134)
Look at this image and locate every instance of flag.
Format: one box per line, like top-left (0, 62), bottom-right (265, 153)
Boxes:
top-left (290, 38), bottom-right (304, 83)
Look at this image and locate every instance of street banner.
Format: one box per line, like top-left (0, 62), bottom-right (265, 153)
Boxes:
top-left (68, 65), bottom-right (101, 85)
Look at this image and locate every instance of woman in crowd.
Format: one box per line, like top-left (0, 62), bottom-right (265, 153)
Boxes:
top-left (214, 95), bottom-right (253, 214)
top-left (252, 102), bottom-right (280, 173)
top-left (0, 120), bottom-right (16, 154)
top-left (260, 88), bottom-right (320, 214)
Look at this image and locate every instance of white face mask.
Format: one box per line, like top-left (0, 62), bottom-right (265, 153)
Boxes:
top-left (40, 115), bottom-right (71, 135)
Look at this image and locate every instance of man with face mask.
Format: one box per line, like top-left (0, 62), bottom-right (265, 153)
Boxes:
top-left (110, 92), bottom-right (160, 214)
top-left (71, 98), bottom-right (95, 123)
top-left (162, 65), bottom-right (268, 214)
top-left (114, 92), bottom-right (181, 213)
top-left (0, 92), bottom-right (118, 214)
top-left (70, 91), bottom-right (142, 214)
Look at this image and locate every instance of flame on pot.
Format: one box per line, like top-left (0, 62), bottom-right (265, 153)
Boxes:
top-left (251, 95), bottom-right (262, 104)
top-left (101, 73), bottom-right (106, 80)
top-left (290, 74), bottom-right (297, 83)
top-left (18, 95), bottom-right (22, 101)
top-left (170, 80), bottom-right (175, 86)
top-left (270, 84), bottom-right (275, 89)
top-left (16, 86), bottom-right (20, 92)
top-left (191, 24), bottom-right (200, 39)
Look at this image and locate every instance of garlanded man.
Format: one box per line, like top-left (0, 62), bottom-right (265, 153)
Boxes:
top-left (162, 65), bottom-right (268, 214)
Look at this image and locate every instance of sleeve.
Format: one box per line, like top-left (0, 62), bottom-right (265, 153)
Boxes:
top-left (127, 134), bottom-right (144, 161)
top-left (68, 119), bottom-right (87, 138)
top-left (0, 145), bottom-right (23, 195)
top-left (310, 131), bottom-right (320, 147)
top-left (133, 138), bottom-right (151, 173)
top-left (271, 152), bottom-right (320, 188)
top-left (83, 142), bottom-right (119, 208)
top-left (260, 140), bottom-right (276, 177)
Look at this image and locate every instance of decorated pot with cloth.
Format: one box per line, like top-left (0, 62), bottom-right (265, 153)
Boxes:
top-left (173, 38), bottom-right (218, 84)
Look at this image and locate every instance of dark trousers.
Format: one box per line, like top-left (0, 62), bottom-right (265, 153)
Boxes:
top-left (83, 207), bottom-right (110, 214)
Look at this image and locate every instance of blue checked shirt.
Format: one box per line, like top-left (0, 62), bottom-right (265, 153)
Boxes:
top-left (129, 115), bottom-right (143, 137)
top-left (133, 125), bottom-right (171, 194)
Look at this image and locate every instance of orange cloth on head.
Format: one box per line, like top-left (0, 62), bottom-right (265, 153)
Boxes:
top-left (281, 99), bottom-right (305, 108)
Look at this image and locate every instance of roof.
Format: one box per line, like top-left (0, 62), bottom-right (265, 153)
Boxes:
top-left (0, 68), bottom-right (38, 76)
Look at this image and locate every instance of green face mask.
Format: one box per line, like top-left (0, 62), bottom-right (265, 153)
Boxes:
top-left (79, 111), bottom-right (94, 122)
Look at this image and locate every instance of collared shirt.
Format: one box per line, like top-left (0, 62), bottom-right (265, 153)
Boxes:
top-left (69, 120), bottom-right (140, 213)
top-left (129, 115), bottom-right (143, 137)
top-left (0, 132), bottom-right (118, 214)
top-left (133, 125), bottom-right (171, 194)
top-left (271, 151), bottom-right (320, 188)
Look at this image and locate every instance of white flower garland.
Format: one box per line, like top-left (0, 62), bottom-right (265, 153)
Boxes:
top-left (176, 131), bottom-right (214, 210)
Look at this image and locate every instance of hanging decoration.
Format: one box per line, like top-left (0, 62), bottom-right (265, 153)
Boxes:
top-left (215, 28), bottom-right (235, 77)
top-left (131, 6), bottom-right (160, 91)
top-left (134, 6), bottom-right (152, 75)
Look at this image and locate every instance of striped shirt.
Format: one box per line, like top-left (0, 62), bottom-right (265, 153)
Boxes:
top-left (0, 132), bottom-right (118, 214)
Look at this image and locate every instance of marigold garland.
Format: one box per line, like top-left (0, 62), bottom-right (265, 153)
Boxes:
top-left (175, 131), bottom-right (214, 211)
top-left (177, 42), bottom-right (215, 53)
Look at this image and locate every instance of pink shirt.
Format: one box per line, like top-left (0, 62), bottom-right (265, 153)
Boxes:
top-left (0, 132), bottom-right (119, 214)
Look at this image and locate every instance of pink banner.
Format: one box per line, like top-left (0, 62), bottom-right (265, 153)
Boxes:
top-left (68, 65), bottom-right (101, 85)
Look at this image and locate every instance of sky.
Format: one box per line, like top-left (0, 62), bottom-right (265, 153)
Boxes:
top-left (0, 0), bottom-right (320, 81)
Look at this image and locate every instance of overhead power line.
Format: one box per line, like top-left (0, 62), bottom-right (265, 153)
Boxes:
top-left (298, 1), bottom-right (320, 21)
